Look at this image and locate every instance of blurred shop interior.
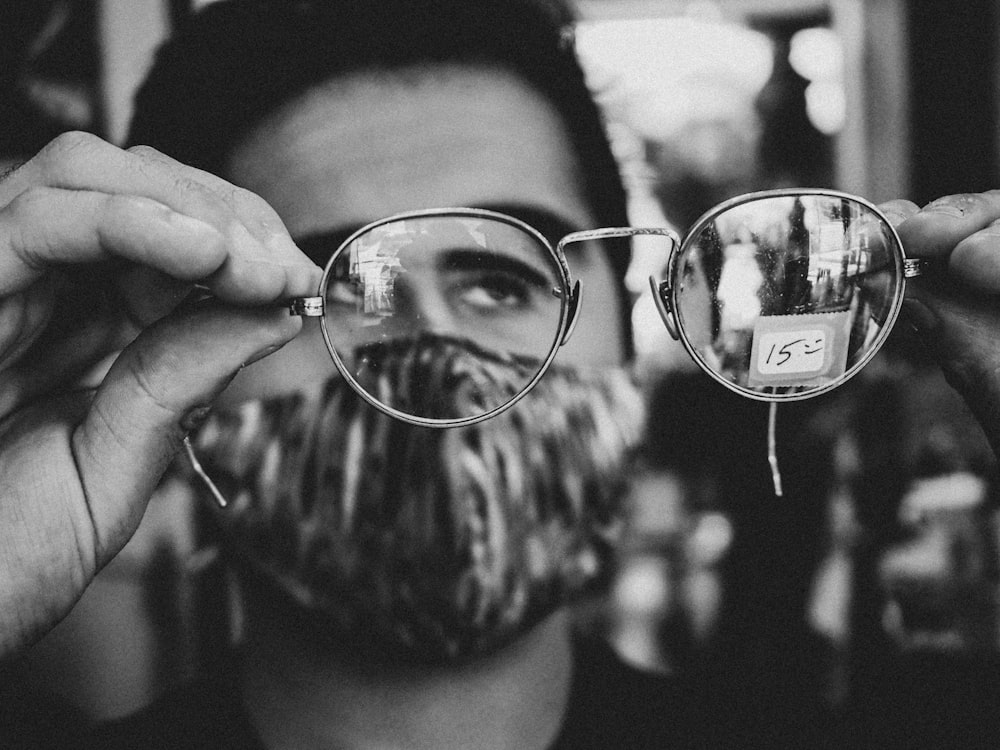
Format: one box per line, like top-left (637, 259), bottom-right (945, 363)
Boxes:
top-left (3, 0), bottom-right (1000, 745)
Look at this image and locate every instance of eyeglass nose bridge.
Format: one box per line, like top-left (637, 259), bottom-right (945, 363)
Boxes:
top-left (557, 226), bottom-right (680, 346)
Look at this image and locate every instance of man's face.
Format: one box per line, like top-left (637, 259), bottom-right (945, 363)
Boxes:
top-left (192, 65), bottom-right (640, 659)
top-left (218, 65), bottom-right (625, 403)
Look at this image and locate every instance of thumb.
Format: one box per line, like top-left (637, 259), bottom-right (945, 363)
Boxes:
top-left (71, 302), bottom-right (301, 566)
top-left (902, 279), bottom-right (1000, 457)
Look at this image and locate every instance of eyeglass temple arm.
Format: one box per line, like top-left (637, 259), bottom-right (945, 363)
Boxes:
top-left (184, 295), bottom-right (324, 506)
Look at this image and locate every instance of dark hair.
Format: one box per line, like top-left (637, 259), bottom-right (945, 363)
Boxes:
top-left (129, 0), bottom-right (632, 346)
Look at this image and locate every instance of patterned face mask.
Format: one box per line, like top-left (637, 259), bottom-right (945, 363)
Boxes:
top-left (186, 333), bottom-right (645, 662)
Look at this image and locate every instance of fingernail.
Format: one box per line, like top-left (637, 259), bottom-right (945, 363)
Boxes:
top-left (881, 207), bottom-right (911, 227)
top-left (244, 342), bottom-right (282, 366)
top-left (180, 404), bottom-right (213, 433)
top-left (922, 198), bottom-right (967, 217)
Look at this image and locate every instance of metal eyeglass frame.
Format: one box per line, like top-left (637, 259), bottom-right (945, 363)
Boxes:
top-left (287, 206), bottom-right (679, 428)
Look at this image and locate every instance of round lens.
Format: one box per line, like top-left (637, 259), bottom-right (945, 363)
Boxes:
top-left (671, 192), bottom-right (904, 401)
top-left (318, 210), bottom-right (569, 424)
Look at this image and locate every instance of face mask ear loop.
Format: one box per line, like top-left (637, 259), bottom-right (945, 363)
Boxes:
top-left (183, 436), bottom-right (228, 508)
top-left (768, 401), bottom-right (783, 497)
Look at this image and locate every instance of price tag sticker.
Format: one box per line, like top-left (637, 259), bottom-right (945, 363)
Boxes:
top-left (757, 329), bottom-right (827, 375)
top-left (748, 311), bottom-right (852, 388)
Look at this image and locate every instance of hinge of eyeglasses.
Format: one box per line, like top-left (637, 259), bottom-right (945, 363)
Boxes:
top-left (289, 297), bottom-right (325, 316)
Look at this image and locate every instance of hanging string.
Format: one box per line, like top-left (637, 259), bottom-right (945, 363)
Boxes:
top-left (767, 401), bottom-right (783, 497)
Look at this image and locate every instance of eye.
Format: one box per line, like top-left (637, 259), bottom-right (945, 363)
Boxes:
top-left (453, 271), bottom-right (538, 312)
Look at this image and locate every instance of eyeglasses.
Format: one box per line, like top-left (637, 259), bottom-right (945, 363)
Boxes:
top-left (184, 188), bottom-right (928, 503)
top-left (288, 188), bottom-right (926, 419)
top-left (285, 206), bottom-right (673, 426)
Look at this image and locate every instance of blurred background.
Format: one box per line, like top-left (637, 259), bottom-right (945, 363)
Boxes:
top-left (3, 0), bottom-right (1000, 747)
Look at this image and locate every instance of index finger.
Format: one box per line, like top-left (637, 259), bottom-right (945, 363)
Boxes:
top-left (2, 133), bottom-right (320, 303)
top-left (894, 191), bottom-right (1000, 293)
top-left (893, 190), bottom-right (1000, 258)
top-left (0, 186), bottom-right (228, 296)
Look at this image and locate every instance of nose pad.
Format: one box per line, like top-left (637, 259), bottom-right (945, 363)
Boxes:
top-left (648, 276), bottom-right (680, 340)
top-left (560, 280), bottom-right (582, 345)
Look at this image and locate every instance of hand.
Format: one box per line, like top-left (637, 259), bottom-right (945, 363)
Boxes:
top-left (880, 190), bottom-right (1000, 454)
top-left (0, 132), bottom-right (320, 657)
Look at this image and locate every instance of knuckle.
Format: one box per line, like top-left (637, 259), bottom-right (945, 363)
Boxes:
top-left (227, 186), bottom-right (289, 240)
top-left (126, 144), bottom-right (167, 160)
top-left (6, 185), bottom-right (56, 219)
top-left (35, 131), bottom-right (108, 178)
top-left (878, 199), bottom-right (918, 225)
top-left (201, 182), bottom-right (289, 254)
top-left (151, 172), bottom-right (233, 230)
top-left (127, 343), bottom-right (184, 418)
top-left (115, 342), bottom-right (207, 453)
top-left (880, 198), bottom-right (918, 214)
top-left (172, 172), bottom-right (224, 207)
top-left (45, 130), bottom-right (102, 155)
top-left (3, 187), bottom-right (58, 261)
top-left (223, 181), bottom-right (271, 215)
top-left (924, 192), bottom-right (1000, 219)
top-left (925, 193), bottom-right (975, 208)
top-left (124, 146), bottom-right (230, 219)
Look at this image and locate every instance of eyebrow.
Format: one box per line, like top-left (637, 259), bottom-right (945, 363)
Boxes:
top-left (437, 248), bottom-right (553, 288)
top-left (292, 204), bottom-right (586, 266)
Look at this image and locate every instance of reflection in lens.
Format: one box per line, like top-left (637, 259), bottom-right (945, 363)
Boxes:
top-left (320, 213), bottom-right (567, 422)
top-left (672, 194), bottom-right (903, 400)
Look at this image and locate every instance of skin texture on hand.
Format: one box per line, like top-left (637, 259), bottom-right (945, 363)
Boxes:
top-left (0, 132), bottom-right (319, 658)
top-left (882, 191), bottom-right (1000, 456)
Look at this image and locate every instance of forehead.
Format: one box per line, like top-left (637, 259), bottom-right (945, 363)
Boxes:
top-left (225, 65), bottom-right (594, 235)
